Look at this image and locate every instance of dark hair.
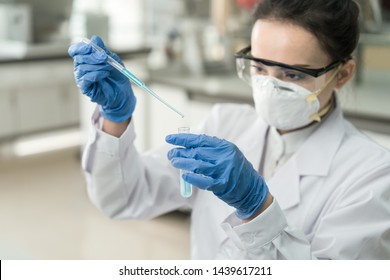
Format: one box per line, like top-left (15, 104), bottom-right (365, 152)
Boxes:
top-left (252, 0), bottom-right (360, 61)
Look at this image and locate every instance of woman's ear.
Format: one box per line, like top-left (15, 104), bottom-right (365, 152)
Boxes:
top-left (335, 59), bottom-right (356, 88)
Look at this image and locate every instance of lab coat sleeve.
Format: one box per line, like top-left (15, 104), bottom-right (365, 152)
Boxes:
top-left (219, 200), bottom-right (311, 259)
top-left (82, 109), bottom-right (192, 220)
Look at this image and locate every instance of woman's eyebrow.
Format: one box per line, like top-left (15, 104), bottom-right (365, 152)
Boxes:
top-left (252, 57), bottom-right (315, 69)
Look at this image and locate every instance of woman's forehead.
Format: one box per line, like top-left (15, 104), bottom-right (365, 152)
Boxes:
top-left (251, 20), bottom-right (330, 67)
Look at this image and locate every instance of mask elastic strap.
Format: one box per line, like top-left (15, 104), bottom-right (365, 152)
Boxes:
top-left (308, 65), bottom-right (342, 122)
top-left (306, 64), bottom-right (343, 103)
top-left (310, 96), bottom-right (334, 122)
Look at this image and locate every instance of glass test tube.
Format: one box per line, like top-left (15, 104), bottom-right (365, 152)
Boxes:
top-left (178, 127), bottom-right (193, 198)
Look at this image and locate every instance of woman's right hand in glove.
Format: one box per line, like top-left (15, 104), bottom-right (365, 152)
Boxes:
top-left (68, 35), bottom-right (136, 123)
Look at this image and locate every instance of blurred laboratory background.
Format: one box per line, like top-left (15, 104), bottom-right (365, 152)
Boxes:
top-left (0, 0), bottom-right (389, 259)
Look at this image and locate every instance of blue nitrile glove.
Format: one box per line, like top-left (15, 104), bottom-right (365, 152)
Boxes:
top-left (68, 35), bottom-right (136, 122)
top-left (166, 133), bottom-right (269, 219)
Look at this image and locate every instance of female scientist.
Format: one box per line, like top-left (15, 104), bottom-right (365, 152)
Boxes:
top-left (68, 0), bottom-right (390, 259)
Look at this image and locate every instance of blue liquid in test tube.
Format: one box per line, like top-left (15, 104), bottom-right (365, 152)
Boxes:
top-left (178, 127), bottom-right (192, 198)
top-left (180, 170), bottom-right (193, 198)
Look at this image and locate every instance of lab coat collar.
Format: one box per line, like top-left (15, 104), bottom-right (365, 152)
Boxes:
top-left (295, 103), bottom-right (345, 176)
top-left (268, 104), bottom-right (346, 210)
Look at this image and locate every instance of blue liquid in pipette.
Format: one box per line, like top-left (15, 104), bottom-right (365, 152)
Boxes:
top-left (180, 170), bottom-right (192, 198)
top-left (121, 68), bottom-right (184, 118)
top-left (122, 68), bottom-right (143, 87)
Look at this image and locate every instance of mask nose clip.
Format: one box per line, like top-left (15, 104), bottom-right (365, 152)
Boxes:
top-left (260, 77), bottom-right (276, 87)
top-left (262, 77), bottom-right (287, 93)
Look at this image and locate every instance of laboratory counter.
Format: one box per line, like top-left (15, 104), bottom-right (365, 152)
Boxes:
top-left (0, 44), bottom-right (151, 64)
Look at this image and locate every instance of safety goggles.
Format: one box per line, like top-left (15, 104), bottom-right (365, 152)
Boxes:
top-left (235, 46), bottom-right (350, 90)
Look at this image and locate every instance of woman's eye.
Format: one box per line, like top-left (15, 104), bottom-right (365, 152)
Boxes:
top-left (284, 71), bottom-right (307, 81)
top-left (250, 64), bottom-right (265, 74)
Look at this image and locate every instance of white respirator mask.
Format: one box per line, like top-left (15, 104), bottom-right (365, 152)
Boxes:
top-left (251, 69), bottom-right (340, 131)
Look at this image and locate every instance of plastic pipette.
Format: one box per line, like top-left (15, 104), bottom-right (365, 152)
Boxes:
top-left (82, 38), bottom-right (184, 118)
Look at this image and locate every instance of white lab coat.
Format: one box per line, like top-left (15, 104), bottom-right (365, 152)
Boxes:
top-left (82, 102), bottom-right (390, 259)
